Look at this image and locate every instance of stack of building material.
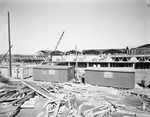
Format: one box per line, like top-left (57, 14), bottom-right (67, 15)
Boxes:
top-left (21, 81), bottom-right (150, 117)
top-left (0, 81), bottom-right (35, 117)
top-left (21, 97), bottom-right (37, 109)
top-left (1, 75), bottom-right (150, 117)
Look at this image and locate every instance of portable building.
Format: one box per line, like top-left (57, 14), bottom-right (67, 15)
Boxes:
top-left (25, 65), bottom-right (37, 77)
top-left (12, 67), bottom-right (19, 78)
top-left (33, 65), bottom-right (75, 82)
top-left (18, 67), bottom-right (30, 79)
top-left (85, 67), bottom-right (135, 89)
top-left (0, 65), bottom-right (9, 77)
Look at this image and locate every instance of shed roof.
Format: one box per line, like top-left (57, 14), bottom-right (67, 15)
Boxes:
top-left (85, 67), bottom-right (135, 73)
top-left (33, 65), bottom-right (74, 70)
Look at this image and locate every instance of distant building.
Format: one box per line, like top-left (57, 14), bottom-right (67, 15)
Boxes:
top-left (34, 43), bottom-right (150, 58)
top-left (50, 50), bottom-right (64, 56)
top-left (35, 50), bottom-right (52, 58)
top-left (65, 50), bottom-right (81, 55)
top-left (130, 44), bottom-right (150, 55)
top-left (82, 48), bottom-right (125, 55)
top-left (82, 50), bottom-right (101, 55)
top-left (102, 49), bottom-right (125, 55)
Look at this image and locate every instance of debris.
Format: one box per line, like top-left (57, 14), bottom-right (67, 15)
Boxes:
top-left (21, 97), bottom-right (37, 108)
top-left (0, 78), bottom-right (150, 117)
top-left (33, 97), bottom-right (48, 117)
top-left (22, 81), bottom-right (58, 100)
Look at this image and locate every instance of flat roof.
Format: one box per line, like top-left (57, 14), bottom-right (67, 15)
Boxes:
top-left (33, 65), bottom-right (74, 70)
top-left (85, 67), bottom-right (135, 73)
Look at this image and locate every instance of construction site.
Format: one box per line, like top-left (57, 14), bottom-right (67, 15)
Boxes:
top-left (1, 0), bottom-right (150, 117)
top-left (1, 28), bottom-right (150, 116)
top-left (0, 61), bottom-right (150, 117)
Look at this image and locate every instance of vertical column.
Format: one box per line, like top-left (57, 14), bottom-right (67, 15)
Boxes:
top-left (132, 63), bottom-right (135, 69)
top-left (108, 63), bottom-right (110, 67)
top-left (87, 62), bottom-right (89, 67)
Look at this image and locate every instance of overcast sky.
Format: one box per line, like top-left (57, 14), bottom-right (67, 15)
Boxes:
top-left (0, 0), bottom-right (150, 55)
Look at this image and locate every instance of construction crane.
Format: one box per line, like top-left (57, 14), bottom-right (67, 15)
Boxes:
top-left (54, 31), bottom-right (65, 51)
top-left (44, 31), bottom-right (65, 63)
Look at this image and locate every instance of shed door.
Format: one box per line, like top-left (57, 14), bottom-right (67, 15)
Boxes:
top-left (12, 69), bottom-right (17, 78)
top-left (18, 70), bottom-right (23, 78)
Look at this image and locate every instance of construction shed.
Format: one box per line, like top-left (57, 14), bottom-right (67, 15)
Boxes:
top-left (33, 65), bottom-right (75, 82)
top-left (25, 65), bottom-right (37, 77)
top-left (12, 67), bottom-right (19, 78)
top-left (85, 67), bottom-right (135, 89)
top-left (17, 67), bottom-right (30, 79)
top-left (0, 65), bottom-right (9, 77)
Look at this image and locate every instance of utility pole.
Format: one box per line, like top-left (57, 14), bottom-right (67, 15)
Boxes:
top-left (8, 11), bottom-right (12, 77)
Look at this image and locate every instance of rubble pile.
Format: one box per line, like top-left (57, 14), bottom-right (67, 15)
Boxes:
top-left (0, 81), bottom-right (34, 117)
top-left (0, 79), bottom-right (150, 117)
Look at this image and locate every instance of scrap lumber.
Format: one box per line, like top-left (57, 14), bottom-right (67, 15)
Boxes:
top-left (43, 98), bottom-right (60, 108)
top-left (39, 84), bottom-right (55, 93)
top-left (125, 89), bottom-right (150, 98)
top-left (0, 90), bottom-right (34, 117)
top-left (21, 97), bottom-right (36, 109)
top-left (45, 101), bottom-right (60, 117)
top-left (22, 81), bottom-right (58, 100)
top-left (53, 101), bottom-right (61, 117)
top-left (116, 109), bottom-right (150, 117)
top-left (11, 90), bottom-right (34, 105)
top-left (9, 104), bottom-right (22, 117)
top-left (33, 97), bottom-right (48, 117)
top-left (0, 104), bottom-right (21, 117)
top-left (45, 105), bottom-right (49, 117)
top-left (60, 109), bottom-right (71, 117)
top-left (83, 105), bottom-right (107, 114)
top-left (34, 98), bottom-right (61, 117)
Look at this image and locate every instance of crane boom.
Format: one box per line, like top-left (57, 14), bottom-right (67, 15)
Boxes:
top-left (54, 31), bottom-right (65, 51)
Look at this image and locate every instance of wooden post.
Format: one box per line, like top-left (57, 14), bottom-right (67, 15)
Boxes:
top-left (8, 11), bottom-right (12, 77)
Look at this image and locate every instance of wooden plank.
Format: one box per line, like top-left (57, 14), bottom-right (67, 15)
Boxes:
top-left (21, 97), bottom-right (36, 109)
top-left (53, 101), bottom-right (61, 117)
top-left (33, 97), bottom-right (48, 117)
top-left (0, 104), bottom-right (21, 117)
top-left (43, 99), bottom-right (60, 108)
top-left (22, 81), bottom-right (57, 100)
top-left (117, 109), bottom-right (150, 117)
